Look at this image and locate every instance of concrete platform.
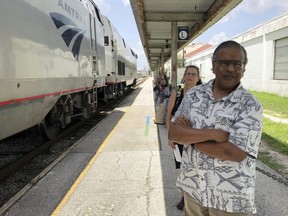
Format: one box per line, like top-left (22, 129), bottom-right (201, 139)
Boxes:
top-left (51, 77), bottom-right (183, 216)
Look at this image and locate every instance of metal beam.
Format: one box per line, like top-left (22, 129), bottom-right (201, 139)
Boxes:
top-left (149, 53), bottom-right (170, 57)
top-left (145, 12), bottom-right (205, 22)
top-left (171, 21), bottom-right (178, 90)
top-left (147, 43), bottom-right (169, 48)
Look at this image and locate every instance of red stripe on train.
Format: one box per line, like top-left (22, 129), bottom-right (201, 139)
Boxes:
top-left (0, 85), bottom-right (104, 107)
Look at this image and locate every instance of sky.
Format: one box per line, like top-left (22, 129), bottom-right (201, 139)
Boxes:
top-left (94, 0), bottom-right (288, 70)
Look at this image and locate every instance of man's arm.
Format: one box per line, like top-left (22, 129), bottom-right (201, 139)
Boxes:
top-left (168, 117), bottom-right (246, 162)
top-left (168, 116), bottom-right (229, 144)
top-left (195, 141), bottom-right (247, 162)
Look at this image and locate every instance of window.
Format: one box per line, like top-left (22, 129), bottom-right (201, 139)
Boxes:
top-left (118, 61), bottom-right (125, 75)
top-left (122, 38), bottom-right (126, 48)
top-left (90, 1), bottom-right (103, 25)
top-left (104, 36), bottom-right (109, 46)
top-left (130, 49), bottom-right (136, 57)
top-left (274, 37), bottom-right (288, 80)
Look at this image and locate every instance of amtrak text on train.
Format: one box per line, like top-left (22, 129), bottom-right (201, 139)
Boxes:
top-left (58, 0), bottom-right (85, 25)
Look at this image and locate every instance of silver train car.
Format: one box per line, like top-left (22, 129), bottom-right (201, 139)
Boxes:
top-left (0, 0), bottom-right (137, 140)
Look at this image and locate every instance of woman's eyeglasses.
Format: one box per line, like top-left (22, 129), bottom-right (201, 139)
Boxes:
top-left (185, 73), bottom-right (198, 77)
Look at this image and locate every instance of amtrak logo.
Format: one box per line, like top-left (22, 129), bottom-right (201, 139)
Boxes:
top-left (50, 12), bottom-right (86, 60)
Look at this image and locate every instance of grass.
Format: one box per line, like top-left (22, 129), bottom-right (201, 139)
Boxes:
top-left (257, 151), bottom-right (285, 172)
top-left (249, 91), bottom-right (288, 173)
top-left (250, 91), bottom-right (288, 118)
top-left (262, 118), bottom-right (288, 155)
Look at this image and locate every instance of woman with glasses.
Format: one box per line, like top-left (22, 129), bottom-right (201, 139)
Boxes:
top-left (166, 65), bottom-right (202, 210)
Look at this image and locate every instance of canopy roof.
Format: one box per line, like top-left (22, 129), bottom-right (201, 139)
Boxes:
top-left (130, 0), bottom-right (242, 70)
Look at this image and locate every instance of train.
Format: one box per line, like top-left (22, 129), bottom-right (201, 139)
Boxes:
top-left (0, 0), bottom-right (138, 140)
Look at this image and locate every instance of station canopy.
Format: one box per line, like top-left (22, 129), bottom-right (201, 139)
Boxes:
top-left (130, 0), bottom-right (242, 71)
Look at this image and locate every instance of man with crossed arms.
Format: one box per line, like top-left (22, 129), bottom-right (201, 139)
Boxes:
top-left (168, 40), bottom-right (263, 216)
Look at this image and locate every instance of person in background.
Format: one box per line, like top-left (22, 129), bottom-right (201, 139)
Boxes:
top-left (153, 74), bottom-right (170, 106)
top-left (153, 74), bottom-right (163, 104)
top-left (168, 40), bottom-right (263, 216)
top-left (157, 78), bottom-right (170, 105)
top-left (166, 65), bottom-right (202, 210)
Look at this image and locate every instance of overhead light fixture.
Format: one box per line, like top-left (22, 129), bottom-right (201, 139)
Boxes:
top-left (165, 40), bottom-right (169, 48)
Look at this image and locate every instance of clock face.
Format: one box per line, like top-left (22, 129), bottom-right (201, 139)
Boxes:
top-left (179, 30), bottom-right (188, 40)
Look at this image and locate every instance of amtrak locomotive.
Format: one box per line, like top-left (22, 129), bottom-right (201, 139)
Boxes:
top-left (0, 0), bottom-right (137, 140)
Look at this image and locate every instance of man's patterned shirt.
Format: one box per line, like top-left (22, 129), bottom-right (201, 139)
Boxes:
top-left (173, 79), bottom-right (263, 214)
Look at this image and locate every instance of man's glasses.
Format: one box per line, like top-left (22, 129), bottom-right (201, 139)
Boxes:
top-left (214, 59), bottom-right (244, 69)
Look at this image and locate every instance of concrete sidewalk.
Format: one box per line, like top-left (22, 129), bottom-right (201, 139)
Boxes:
top-left (52, 77), bottom-right (184, 216)
top-left (263, 113), bottom-right (288, 124)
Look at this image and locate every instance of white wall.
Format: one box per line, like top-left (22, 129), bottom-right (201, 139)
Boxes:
top-left (183, 13), bottom-right (288, 97)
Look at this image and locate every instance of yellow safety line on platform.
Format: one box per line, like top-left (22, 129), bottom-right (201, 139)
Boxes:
top-left (51, 106), bottom-right (130, 216)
